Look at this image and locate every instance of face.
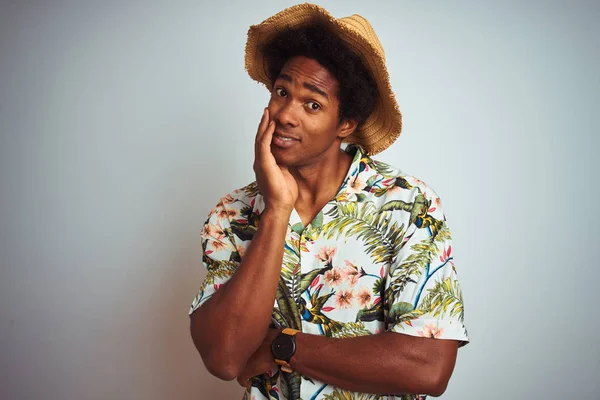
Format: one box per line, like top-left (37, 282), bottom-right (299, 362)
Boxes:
top-left (267, 56), bottom-right (357, 168)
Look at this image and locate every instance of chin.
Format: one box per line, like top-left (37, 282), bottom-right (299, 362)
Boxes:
top-left (272, 151), bottom-right (299, 167)
top-left (270, 145), bottom-right (300, 166)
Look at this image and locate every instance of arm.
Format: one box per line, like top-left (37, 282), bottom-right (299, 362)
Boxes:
top-left (291, 332), bottom-right (458, 397)
top-left (237, 331), bottom-right (457, 396)
top-left (190, 108), bottom-right (298, 381)
top-left (238, 189), bottom-right (467, 394)
top-left (190, 209), bottom-right (289, 381)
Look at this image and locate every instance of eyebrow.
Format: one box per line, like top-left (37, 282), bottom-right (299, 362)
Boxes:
top-left (277, 73), bottom-right (329, 100)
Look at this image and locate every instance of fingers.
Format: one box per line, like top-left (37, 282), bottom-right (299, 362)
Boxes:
top-left (260, 119), bottom-right (276, 152)
top-left (255, 108), bottom-right (274, 160)
top-left (236, 375), bottom-right (249, 388)
top-left (255, 109), bottom-right (276, 161)
top-left (256, 108), bottom-right (270, 144)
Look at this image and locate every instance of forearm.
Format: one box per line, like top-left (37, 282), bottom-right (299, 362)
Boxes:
top-left (290, 332), bottom-right (457, 396)
top-left (191, 208), bottom-right (290, 379)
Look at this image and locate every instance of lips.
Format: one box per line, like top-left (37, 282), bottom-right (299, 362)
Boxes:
top-left (274, 131), bottom-right (300, 141)
top-left (272, 131), bottom-right (300, 149)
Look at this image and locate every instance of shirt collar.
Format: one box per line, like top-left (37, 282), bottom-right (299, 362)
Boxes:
top-left (333, 144), bottom-right (378, 203)
top-left (253, 144), bottom-right (378, 219)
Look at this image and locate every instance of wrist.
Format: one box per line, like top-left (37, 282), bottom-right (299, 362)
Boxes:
top-left (271, 328), bottom-right (301, 373)
top-left (262, 205), bottom-right (293, 220)
top-left (288, 332), bottom-right (303, 370)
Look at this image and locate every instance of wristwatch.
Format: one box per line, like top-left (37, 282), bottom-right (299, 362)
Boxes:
top-left (271, 328), bottom-right (300, 373)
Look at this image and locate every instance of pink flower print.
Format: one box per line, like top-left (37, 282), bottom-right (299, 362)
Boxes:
top-left (343, 260), bottom-right (360, 286)
top-left (218, 207), bottom-right (239, 219)
top-left (310, 276), bottom-right (320, 288)
top-left (315, 246), bottom-right (337, 263)
top-left (346, 175), bottom-right (366, 194)
top-left (335, 289), bottom-right (354, 309)
top-left (417, 324), bottom-right (444, 338)
top-left (324, 267), bottom-right (343, 287)
top-left (202, 224), bottom-right (210, 237)
top-left (378, 178), bottom-right (401, 195)
top-left (222, 194), bottom-right (235, 205)
top-left (300, 237), bottom-right (315, 253)
top-left (440, 245), bottom-right (452, 263)
top-left (204, 222), bottom-right (225, 241)
top-left (411, 177), bottom-right (425, 186)
top-left (207, 239), bottom-right (228, 254)
top-left (356, 286), bottom-right (373, 307)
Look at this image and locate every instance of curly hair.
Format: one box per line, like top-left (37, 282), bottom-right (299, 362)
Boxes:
top-left (261, 23), bottom-right (379, 126)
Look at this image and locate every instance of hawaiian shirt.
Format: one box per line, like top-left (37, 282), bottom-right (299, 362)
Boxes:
top-left (189, 145), bottom-right (469, 400)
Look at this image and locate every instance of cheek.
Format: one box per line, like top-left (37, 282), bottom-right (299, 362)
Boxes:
top-left (266, 98), bottom-right (280, 121)
top-left (310, 114), bottom-right (338, 138)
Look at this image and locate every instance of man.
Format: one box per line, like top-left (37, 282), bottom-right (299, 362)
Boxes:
top-left (189, 4), bottom-right (469, 399)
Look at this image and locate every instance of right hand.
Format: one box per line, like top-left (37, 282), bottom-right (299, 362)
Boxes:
top-left (253, 108), bottom-right (299, 214)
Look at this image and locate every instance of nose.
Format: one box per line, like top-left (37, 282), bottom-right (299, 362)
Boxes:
top-left (272, 100), bottom-right (299, 128)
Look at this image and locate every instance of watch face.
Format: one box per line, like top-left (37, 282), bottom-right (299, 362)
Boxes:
top-left (272, 333), bottom-right (296, 360)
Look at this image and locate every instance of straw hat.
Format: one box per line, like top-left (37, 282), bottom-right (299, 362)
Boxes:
top-left (245, 3), bottom-right (402, 155)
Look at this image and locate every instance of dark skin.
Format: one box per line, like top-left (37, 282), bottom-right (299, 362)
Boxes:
top-left (266, 55), bottom-right (359, 225)
top-left (189, 56), bottom-right (355, 381)
top-left (191, 56), bottom-right (459, 396)
top-left (238, 330), bottom-right (458, 396)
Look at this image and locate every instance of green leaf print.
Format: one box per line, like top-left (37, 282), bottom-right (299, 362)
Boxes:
top-left (200, 259), bottom-right (238, 289)
top-left (298, 268), bottom-right (323, 295)
top-left (418, 277), bottom-right (464, 322)
top-left (331, 321), bottom-right (372, 338)
top-left (380, 193), bottom-right (427, 226)
top-left (372, 160), bottom-right (398, 178)
top-left (311, 211), bottom-right (324, 229)
top-left (355, 193), bottom-right (367, 202)
top-left (387, 302), bottom-right (423, 329)
top-left (322, 389), bottom-right (383, 400)
top-left (281, 234), bottom-right (301, 301)
top-left (322, 201), bottom-right (406, 265)
top-left (388, 235), bottom-right (437, 296)
top-left (291, 222), bottom-right (305, 235)
top-left (243, 182), bottom-right (260, 197)
top-left (356, 300), bottom-right (383, 323)
top-left (274, 279), bottom-right (301, 330)
top-left (388, 220), bottom-right (451, 302)
top-left (281, 370), bottom-right (302, 400)
top-left (365, 175), bottom-right (379, 189)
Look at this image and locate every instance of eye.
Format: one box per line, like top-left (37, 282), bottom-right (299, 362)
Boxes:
top-left (275, 87), bottom-right (287, 97)
top-left (307, 101), bottom-right (321, 111)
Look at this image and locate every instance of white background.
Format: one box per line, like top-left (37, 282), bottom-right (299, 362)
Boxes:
top-left (1, 0), bottom-right (599, 399)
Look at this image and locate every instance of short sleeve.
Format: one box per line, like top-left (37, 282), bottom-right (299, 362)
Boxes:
top-left (385, 191), bottom-right (469, 346)
top-left (188, 199), bottom-right (240, 316)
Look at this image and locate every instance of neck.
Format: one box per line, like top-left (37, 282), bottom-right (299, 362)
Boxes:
top-left (290, 145), bottom-right (353, 212)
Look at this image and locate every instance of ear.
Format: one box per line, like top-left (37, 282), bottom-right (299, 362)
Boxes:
top-left (336, 118), bottom-right (359, 139)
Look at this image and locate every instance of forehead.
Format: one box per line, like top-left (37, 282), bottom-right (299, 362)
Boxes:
top-left (277, 56), bottom-right (339, 96)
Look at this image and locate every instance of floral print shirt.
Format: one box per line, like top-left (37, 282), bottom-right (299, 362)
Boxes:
top-left (190, 145), bottom-right (469, 400)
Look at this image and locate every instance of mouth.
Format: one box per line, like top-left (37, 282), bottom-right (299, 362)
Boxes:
top-left (274, 132), bottom-right (300, 141)
top-left (272, 131), bottom-right (300, 149)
